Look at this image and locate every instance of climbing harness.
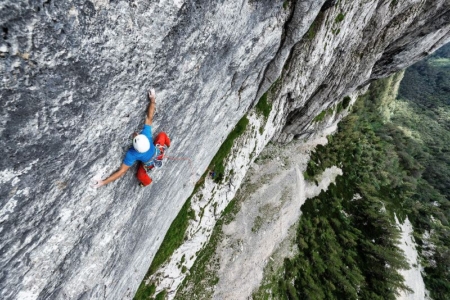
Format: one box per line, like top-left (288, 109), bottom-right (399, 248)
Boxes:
top-left (143, 144), bottom-right (167, 172)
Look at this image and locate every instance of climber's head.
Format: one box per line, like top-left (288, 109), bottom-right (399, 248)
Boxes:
top-left (133, 134), bottom-right (150, 153)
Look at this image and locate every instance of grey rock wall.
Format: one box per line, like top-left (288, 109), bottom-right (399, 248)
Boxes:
top-left (271, 0), bottom-right (450, 142)
top-left (0, 0), bottom-right (449, 299)
top-left (0, 1), bottom-right (290, 299)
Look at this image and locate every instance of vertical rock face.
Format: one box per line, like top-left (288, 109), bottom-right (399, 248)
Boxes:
top-left (0, 0), bottom-right (448, 299)
top-left (271, 0), bottom-right (450, 143)
top-left (1, 2), bottom-right (290, 299)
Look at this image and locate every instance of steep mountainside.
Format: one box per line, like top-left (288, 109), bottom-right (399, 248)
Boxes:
top-left (394, 45), bottom-right (450, 299)
top-left (1, 0), bottom-right (449, 299)
top-left (248, 43), bottom-right (450, 300)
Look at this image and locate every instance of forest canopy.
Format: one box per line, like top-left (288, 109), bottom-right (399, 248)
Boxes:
top-left (269, 43), bottom-right (450, 300)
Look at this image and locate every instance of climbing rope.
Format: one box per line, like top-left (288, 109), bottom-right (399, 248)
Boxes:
top-left (164, 156), bottom-right (197, 184)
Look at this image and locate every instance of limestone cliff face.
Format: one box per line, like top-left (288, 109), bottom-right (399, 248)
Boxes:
top-left (270, 0), bottom-right (450, 143)
top-left (0, 0), bottom-right (448, 299)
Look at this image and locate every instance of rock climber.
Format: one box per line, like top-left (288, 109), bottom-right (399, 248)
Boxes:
top-left (93, 89), bottom-right (170, 188)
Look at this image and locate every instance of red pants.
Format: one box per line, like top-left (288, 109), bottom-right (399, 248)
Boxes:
top-left (136, 132), bottom-right (171, 186)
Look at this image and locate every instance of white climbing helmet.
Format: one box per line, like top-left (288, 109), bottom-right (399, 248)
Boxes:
top-left (133, 134), bottom-right (150, 153)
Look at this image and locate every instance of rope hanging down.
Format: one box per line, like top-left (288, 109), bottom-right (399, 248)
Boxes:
top-left (164, 156), bottom-right (197, 184)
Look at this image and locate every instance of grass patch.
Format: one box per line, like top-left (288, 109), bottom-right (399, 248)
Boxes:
top-left (255, 92), bottom-right (272, 120)
top-left (133, 282), bottom-right (156, 300)
top-left (210, 115), bottom-right (249, 183)
top-left (145, 198), bottom-right (195, 277)
top-left (283, 0), bottom-right (290, 10)
top-left (221, 198), bottom-right (239, 224)
top-left (251, 215), bottom-right (264, 233)
top-left (176, 198), bottom-right (241, 299)
top-left (336, 102), bottom-right (344, 114)
top-left (331, 28), bottom-right (341, 35)
top-left (154, 290), bottom-right (166, 300)
top-left (313, 110), bottom-right (327, 123)
top-left (312, 107), bottom-right (334, 123)
top-left (255, 77), bottom-right (278, 124)
top-left (335, 13), bottom-right (345, 23)
top-left (307, 11), bottom-right (325, 40)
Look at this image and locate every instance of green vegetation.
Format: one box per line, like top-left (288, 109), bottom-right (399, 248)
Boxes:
top-left (255, 92), bottom-right (272, 120)
top-left (154, 291), bottom-right (166, 300)
top-left (276, 77), bottom-right (412, 299)
top-left (331, 28), bottom-right (341, 35)
top-left (146, 198), bottom-right (195, 276)
top-left (259, 125), bottom-right (264, 135)
top-left (210, 115), bottom-right (249, 183)
top-left (395, 44), bottom-right (450, 299)
top-left (283, 0), bottom-right (290, 10)
top-left (335, 13), bottom-right (345, 23)
top-left (312, 106), bottom-right (334, 123)
top-left (251, 215), bottom-right (264, 233)
top-left (221, 198), bottom-right (239, 222)
top-left (255, 77), bottom-right (278, 124)
top-left (312, 110), bottom-right (326, 123)
top-left (266, 44), bottom-right (450, 299)
top-left (134, 282), bottom-right (156, 300)
top-left (336, 95), bottom-right (351, 113)
top-left (307, 11), bottom-right (325, 40)
top-left (176, 198), bottom-right (240, 299)
top-left (342, 95), bottom-right (351, 109)
top-left (330, 13), bottom-right (345, 36)
top-left (390, 0), bottom-right (399, 8)
top-left (336, 103), bottom-right (343, 114)
top-left (134, 197), bottom-right (196, 299)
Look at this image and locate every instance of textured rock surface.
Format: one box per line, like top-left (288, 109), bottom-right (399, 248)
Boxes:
top-left (0, 0), bottom-right (449, 299)
top-left (0, 1), bottom-right (290, 299)
top-left (272, 0), bottom-right (450, 143)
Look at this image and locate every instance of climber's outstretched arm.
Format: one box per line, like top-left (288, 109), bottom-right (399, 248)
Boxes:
top-left (94, 164), bottom-right (130, 188)
top-left (93, 90), bottom-right (154, 188)
top-left (145, 89), bottom-right (156, 125)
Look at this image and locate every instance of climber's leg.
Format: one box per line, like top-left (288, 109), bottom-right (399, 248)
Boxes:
top-left (136, 163), bottom-right (152, 186)
top-left (154, 132), bottom-right (171, 148)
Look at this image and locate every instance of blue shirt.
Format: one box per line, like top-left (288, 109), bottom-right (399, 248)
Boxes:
top-left (123, 125), bottom-right (156, 166)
